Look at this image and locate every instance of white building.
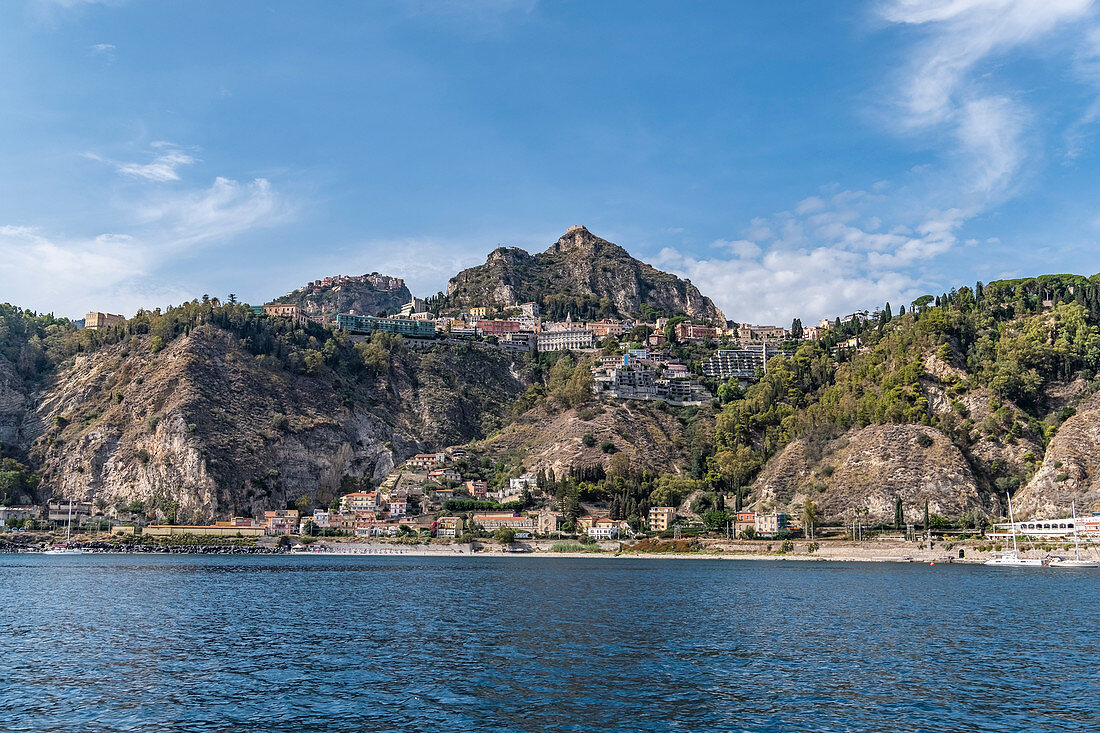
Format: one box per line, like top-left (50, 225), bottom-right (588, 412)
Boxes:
top-left (537, 329), bottom-right (595, 352)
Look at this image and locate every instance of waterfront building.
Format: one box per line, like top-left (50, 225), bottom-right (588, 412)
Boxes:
top-left (735, 511), bottom-right (757, 535)
top-left (436, 515), bottom-right (464, 537)
top-left (263, 510), bottom-right (300, 535)
top-left (588, 518), bottom-right (625, 540)
top-left (469, 307), bottom-right (490, 319)
top-left (537, 511), bottom-right (563, 535)
top-left (145, 524), bottom-right (265, 537)
top-left (0, 505), bottom-right (39, 523)
top-left (648, 507), bottom-right (676, 532)
top-left (473, 513), bottom-right (536, 531)
top-left (755, 511), bottom-right (790, 537)
top-left (46, 501), bottom-right (94, 525)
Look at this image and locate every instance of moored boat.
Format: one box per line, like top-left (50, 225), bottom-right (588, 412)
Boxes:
top-left (985, 494), bottom-right (1043, 567)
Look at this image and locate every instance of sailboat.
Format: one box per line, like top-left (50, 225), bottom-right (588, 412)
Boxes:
top-left (985, 493), bottom-right (1043, 567)
top-left (43, 499), bottom-right (86, 555)
top-left (1048, 501), bottom-right (1098, 568)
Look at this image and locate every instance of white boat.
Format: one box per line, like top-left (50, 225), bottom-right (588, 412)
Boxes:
top-left (985, 494), bottom-right (1043, 567)
top-left (1048, 501), bottom-right (1098, 569)
top-left (42, 499), bottom-right (85, 555)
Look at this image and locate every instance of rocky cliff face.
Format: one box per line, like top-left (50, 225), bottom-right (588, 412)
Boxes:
top-left (22, 326), bottom-right (525, 520)
top-left (476, 400), bottom-right (702, 478)
top-left (1013, 393), bottom-right (1100, 517)
top-left (754, 425), bottom-right (985, 523)
top-left (447, 226), bottom-right (725, 322)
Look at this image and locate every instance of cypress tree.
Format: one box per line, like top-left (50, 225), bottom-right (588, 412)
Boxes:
top-left (894, 496), bottom-right (904, 530)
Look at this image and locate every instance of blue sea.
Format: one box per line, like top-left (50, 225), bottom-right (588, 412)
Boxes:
top-left (1, 554), bottom-right (1098, 732)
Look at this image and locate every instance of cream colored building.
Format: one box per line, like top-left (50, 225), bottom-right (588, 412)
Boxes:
top-left (84, 312), bottom-right (125, 330)
top-left (648, 507), bottom-right (676, 532)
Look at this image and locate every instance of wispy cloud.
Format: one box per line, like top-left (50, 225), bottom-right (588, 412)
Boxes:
top-left (132, 176), bottom-right (289, 247)
top-left (86, 142), bottom-right (197, 182)
top-left (880, 0), bottom-right (1095, 201)
top-left (88, 42), bottom-right (115, 61)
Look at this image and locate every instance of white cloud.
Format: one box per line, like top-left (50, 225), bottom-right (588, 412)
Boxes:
top-left (0, 176), bottom-right (292, 317)
top-left (0, 226), bottom-right (188, 317)
top-left (652, 189), bottom-right (967, 325)
top-left (87, 142), bottom-right (197, 182)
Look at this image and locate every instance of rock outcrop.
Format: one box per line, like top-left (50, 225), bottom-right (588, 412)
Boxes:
top-left (275, 275), bottom-right (412, 320)
top-left (1013, 393), bottom-right (1100, 518)
top-left (447, 226), bottom-right (725, 323)
top-left (753, 425), bottom-right (985, 523)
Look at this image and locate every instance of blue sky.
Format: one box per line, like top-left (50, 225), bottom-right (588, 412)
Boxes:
top-left (2, 0), bottom-right (1100, 325)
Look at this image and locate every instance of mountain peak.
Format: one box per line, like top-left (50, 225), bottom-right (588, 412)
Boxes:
top-left (546, 224), bottom-right (618, 256)
top-left (448, 227), bottom-right (725, 323)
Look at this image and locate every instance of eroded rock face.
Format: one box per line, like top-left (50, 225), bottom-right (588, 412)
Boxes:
top-left (24, 326), bottom-right (525, 519)
top-left (1013, 394), bottom-right (1100, 518)
top-left (447, 226), bottom-right (725, 323)
top-left (753, 424), bottom-right (985, 523)
top-left (477, 399), bottom-right (699, 478)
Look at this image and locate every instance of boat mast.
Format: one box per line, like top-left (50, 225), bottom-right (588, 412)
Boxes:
top-left (1072, 500), bottom-right (1082, 561)
top-left (1007, 493), bottom-right (1019, 555)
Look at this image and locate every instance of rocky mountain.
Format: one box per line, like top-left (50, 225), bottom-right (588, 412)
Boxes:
top-left (446, 225), bottom-right (725, 323)
top-left (275, 273), bottom-right (411, 320)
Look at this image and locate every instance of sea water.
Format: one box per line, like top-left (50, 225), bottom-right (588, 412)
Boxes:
top-left (1, 554), bottom-right (1097, 732)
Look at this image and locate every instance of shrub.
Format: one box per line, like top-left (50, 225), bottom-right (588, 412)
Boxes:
top-left (779, 539), bottom-right (794, 553)
top-left (600, 440), bottom-right (616, 454)
top-left (1056, 473), bottom-right (1069, 482)
top-left (807, 542), bottom-right (820, 553)
top-left (916, 433), bottom-right (934, 448)
top-left (272, 413), bottom-right (289, 431)
top-left (135, 449), bottom-right (150, 464)
top-left (581, 433), bottom-right (596, 448)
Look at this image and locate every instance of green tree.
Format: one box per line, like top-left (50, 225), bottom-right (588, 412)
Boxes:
top-left (494, 526), bottom-right (516, 544)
